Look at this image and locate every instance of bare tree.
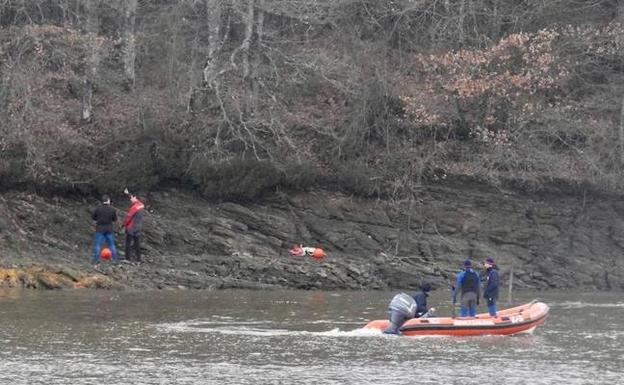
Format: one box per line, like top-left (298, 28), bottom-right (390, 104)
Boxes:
top-left (81, 0), bottom-right (99, 121)
top-left (122, 0), bottom-right (138, 90)
top-left (241, 0), bottom-right (254, 117)
top-left (202, 0), bottom-right (226, 87)
top-left (616, 1), bottom-right (624, 165)
top-left (457, 0), bottom-right (466, 45)
top-left (251, 0), bottom-right (264, 115)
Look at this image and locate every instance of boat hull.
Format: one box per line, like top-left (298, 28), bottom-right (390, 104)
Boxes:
top-left (364, 301), bottom-right (549, 336)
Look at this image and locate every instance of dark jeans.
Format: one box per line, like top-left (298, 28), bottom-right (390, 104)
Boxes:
top-left (486, 297), bottom-right (497, 316)
top-left (125, 233), bottom-right (141, 261)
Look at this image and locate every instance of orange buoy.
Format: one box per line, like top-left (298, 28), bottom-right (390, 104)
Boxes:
top-left (100, 247), bottom-right (112, 260)
top-left (312, 248), bottom-right (325, 260)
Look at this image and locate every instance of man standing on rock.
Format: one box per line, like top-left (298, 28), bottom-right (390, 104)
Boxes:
top-left (122, 190), bottom-right (145, 263)
top-left (91, 194), bottom-right (119, 266)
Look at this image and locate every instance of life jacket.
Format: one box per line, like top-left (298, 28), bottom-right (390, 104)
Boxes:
top-left (461, 269), bottom-right (479, 294)
top-left (124, 200), bottom-right (145, 232)
top-left (289, 246), bottom-right (304, 257)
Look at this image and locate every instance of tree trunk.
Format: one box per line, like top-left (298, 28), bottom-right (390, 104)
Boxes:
top-left (81, 0), bottom-right (99, 122)
top-left (251, 0), bottom-right (265, 114)
top-left (241, 0), bottom-right (255, 117)
top-left (617, 2), bottom-right (624, 164)
top-left (620, 95), bottom-right (624, 165)
top-left (202, 0), bottom-right (224, 87)
top-left (458, 0), bottom-right (466, 46)
top-left (122, 0), bottom-right (138, 91)
top-left (490, 0), bottom-right (502, 40)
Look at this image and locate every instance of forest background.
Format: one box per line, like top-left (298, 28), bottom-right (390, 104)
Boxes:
top-left (1, 0), bottom-right (624, 200)
top-left (1, 1), bottom-right (624, 291)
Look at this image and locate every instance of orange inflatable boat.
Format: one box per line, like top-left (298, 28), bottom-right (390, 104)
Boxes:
top-left (364, 301), bottom-right (549, 336)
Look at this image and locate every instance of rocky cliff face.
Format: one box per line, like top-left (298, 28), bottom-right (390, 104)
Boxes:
top-left (1, 180), bottom-right (622, 291)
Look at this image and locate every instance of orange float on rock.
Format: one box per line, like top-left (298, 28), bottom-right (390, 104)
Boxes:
top-left (312, 248), bottom-right (325, 260)
top-left (100, 247), bottom-right (112, 260)
top-left (289, 245), bottom-right (326, 260)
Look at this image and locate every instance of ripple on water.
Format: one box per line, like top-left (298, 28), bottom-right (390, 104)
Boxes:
top-left (2, 290), bottom-right (624, 384)
top-left (555, 301), bottom-right (624, 309)
top-left (155, 318), bottom-right (383, 338)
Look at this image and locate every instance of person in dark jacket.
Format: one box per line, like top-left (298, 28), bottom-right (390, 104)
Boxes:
top-left (413, 283), bottom-right (436, 318)
top-left (91, 194), bottom-right (119, 264)
top-left (452, 259), bottom-right (481, 317)
top-left (483, 257), bottom-right (500, 316)
top-left (123, 192), bottom-right (145, 262)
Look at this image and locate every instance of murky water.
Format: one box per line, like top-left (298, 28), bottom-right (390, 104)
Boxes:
top-left (0, 289), bottom-right (622, 384)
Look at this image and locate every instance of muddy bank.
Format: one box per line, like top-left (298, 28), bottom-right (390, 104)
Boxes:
top-left (1, 181), bottom-right (623, 291)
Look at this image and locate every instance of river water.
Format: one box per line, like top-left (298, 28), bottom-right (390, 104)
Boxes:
top-left (0, 289), bottom-right (622, 384)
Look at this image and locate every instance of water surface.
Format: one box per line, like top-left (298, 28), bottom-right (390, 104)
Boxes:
top-left (0, 289), bottom-right (622, 384)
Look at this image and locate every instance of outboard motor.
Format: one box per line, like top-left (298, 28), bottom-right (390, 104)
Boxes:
top-left (383, 293), bottom-right (416, 335)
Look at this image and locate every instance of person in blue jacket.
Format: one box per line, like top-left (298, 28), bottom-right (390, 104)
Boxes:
top-left (452, 259), bottom-right (481, 317)
top-left (483, 257), bottom-right (500, 317)
top-left (413, 283), bottom-right (436, 318)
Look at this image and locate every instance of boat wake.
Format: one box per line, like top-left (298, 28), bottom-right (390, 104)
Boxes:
top-left (556, 301), bottom-right (624, 309)
top-left (154, 319), bottom-right (384, 338)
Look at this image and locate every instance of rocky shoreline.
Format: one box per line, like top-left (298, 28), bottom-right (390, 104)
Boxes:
top-left (0, 266), bottom-right (113, 289)
top-left (1, 180), bottom-right (623, 291)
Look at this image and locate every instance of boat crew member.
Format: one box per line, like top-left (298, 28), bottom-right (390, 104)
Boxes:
top-left (383, 293), bottom-right (416, 335)
top-left (483, 257), bottom-right (500, 317)
top-left (413, 283), bottom-right (436, 318)
top-left (452, 259), bottom-right (481, 317)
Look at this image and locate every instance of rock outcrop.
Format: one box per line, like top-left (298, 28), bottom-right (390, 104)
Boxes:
top-left (0, 180), bottom-right (622, 290)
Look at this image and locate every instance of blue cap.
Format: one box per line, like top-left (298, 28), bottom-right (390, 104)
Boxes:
top-left (463, 259), bottom-right (472, 267)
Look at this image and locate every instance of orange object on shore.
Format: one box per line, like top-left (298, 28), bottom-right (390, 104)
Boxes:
top-left (289, 245), bottom-right (326, 260)
top-left (100, 247), bottom-right (112, 260)
top-left (312, 248), bottom-right (325, 260)
top-left (289, 245), bottom-right (304, 257)
top-left (364, 301), bottom-right (549, 336)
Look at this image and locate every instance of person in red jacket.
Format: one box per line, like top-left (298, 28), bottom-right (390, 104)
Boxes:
top-left (122, 191), bottom-right (145, 262)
